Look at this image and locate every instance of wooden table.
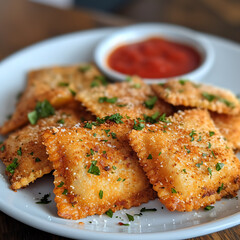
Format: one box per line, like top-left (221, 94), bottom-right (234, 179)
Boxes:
top-left (0, 1), bottom-right (239, 239)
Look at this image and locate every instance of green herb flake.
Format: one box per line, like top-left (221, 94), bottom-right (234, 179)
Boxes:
top-left (88, 161), bottom-right (100, 176)
top-left (30, 152), bottom-right (34, 155)
top-left (217, 183), bottom-right (224, 194)
top-left (35, 157), bottom-right (41, 162)
top-left (132, 83), bottom-right (141, 89)
top-left (98, 97), bottom-right (118, 104)
top-left (207, 167), bottom-right (212, 178)
top-left (182, 169), bottom-right (187, 173)
top-left (0, 145), bottom-right (5, 152)
top-left (140, 207), bottom-right (157, 212)
top-left (69, 89), bottom-right (76, 96)
top-left (171, 188), bottom-right (177, 193)
top-left (58, 82), bottom-right (69, 87)
top-left (197, 136), bottom-right (202, 142)
top-left (116, 104), bottom-right (127, 107)
top-left (105, 209), bottom-right (113, 218)
top-left (84, 122), bottom-right (94, 129)
top-left (6, 158), bottom-right (18, 174)
top-left (93, 133), bottom-right (97, 137)
top-left (17, 147), bottom-right (22, 156)
top-left (99, 190), bottom-right (103, 199)
top-left (36, 193), bottom-right (51, 204)
top-left (202, 92), bottom-right (217, 102)
top-left (204, 205), bottom-right (214, 211)
top-left (117, 178), bottom-right (122, 181)
top-left (133, 120), bottom-right (145, 131)
top-left (208, 142), bottom-right (212, 149)
top-left (144, 111), bottom-right (160, 124)
top-left (216, 163), bottom-right (224, 171)
top-left (179, 79), bottom-right (188, 85)
top-left (28, 100), bottom-right (55, 125)
top-left (211, 150), bottom-right (216, 159)
top-left (57, 119), bottom-right (65, 124)
top-left (159, 152), bottom-right (162, 156)
top-left (57, 181), bottom-right (64, 188)
top-left (196, 161), bottom-right (203, 168)
top-left (159, 113), bottom-right (170, 123)
top-left (126, 213), bottom-right (134, 222)
top-left (209, 131), bottom-right (215, 137)
top-left (189, 129), bottom-right (197, 141)
top-left (104, 129), bottom-right (110, 136)
top-left (202, 153), bottom-right (208, 157)
top-left (144, 96), bottom-right (157, 109)
top-left (147, 154), bottom-right (153, 159)
top-left (112, 166), bottom-right (117, 170)
top-left (184, 145), bottom-right (190, 154)
top-left (79, 65), bottom-right (91, 73)
top-left (125, 76), bottom-right (132, 82)
top-left (62, 189), bottom-right (68, 195)
top-left (111, 132), bottom-right (117, 139)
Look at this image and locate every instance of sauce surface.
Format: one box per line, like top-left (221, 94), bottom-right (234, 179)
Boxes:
top-left (107, 37), bottom-right (201, 79)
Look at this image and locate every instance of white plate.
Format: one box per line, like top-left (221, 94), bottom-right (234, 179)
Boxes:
top-left (0, 26), bottom-right (240, 240)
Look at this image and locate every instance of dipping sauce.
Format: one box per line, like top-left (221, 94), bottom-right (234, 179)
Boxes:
top-left (107, 37), bottom-right (201, 79)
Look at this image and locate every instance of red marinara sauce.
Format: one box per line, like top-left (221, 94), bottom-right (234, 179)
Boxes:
top-left (107, 37), bottom-right (201, 79)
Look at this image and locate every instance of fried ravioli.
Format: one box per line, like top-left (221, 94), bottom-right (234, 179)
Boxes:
top-left (76, 76), bottom-right (173, 119)
top-left (211, 112), bottom-right (240, 150)
top-left (152, 80), bottom-right (240, 115)
top-left (42, 120), bottom-right (156, 219)
top-left (0, 64), bottom-right (101, 134)
top-left (129, 109), bottom-right (240, 212)
top-left (0, 109), bottom-right (80, 190)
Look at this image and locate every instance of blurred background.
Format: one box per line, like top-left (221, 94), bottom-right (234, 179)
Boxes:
top-left (0, 0), bottom-right (240, 60)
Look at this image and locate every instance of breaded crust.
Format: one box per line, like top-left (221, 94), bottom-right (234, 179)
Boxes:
top-left (0, 109), bottom-right (80, 190)
top-left (211, 112), bottom-right (240, 150)
top-left (76, 76), bottom-right (173, 119)
top-left (42, 121), bottom-right (156, 219)
top-left (151, 80), bottom-right (240, 115)
top-left (0, 63), bottom-right (101, 134)
top-left (129, 109), bottom-right (240, 211)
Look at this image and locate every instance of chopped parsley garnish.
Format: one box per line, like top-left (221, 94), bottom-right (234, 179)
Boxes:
top-left (211, 151), bottom-right (216, 159)
top-left (57, 181), bottom-right (64, 188)
top-left (112, 166), bottom-right (117, 170)
top-left (30, 152), bottom-right (34, 155)
top-left (98, 97), bottom-right (118, 104)
top-left (28, 100), bottom-right (55, 125)
top-left (207, 167), bottom-right (212, 178)
top-left (144, 96), bottom-right (157, 109)
top-left (62, 189), bottom-right (68, 195)
top-left (140, 207), bottom-right (157, 212)
top-left (147, 154), bottom-right (152, 159)
top-left (88, 161), bottom-right (100, 175)
top-left (182, 169), bottom-right (187, 173)
top-left (111, 132), bottom-right (117, 139)
top-left (179, 79), bottom-right (188, 85)
top-left (202, 153), bottom-right (208, 157)
top-left (117, 178), bottom-right (122, 181)
top-left (216, 163), bottom-right (224, 171)
top-left (79, 65), bottom-right (91, 73)
top-left (35, 157), bottom-right (41, 162)
top-left (105, 209), bottom-right (113, 218)
top-left (86, 148), bottom-right (95, 157)
top-left (133, 120), bottom-right (145, 130)
top-left (58, 82), bottom-right (69, 87)
top-left (91, 75), bottom-right (108, 88)
top-left (97, 113), bottom-right (124, 124)
top-left (144, 111), bottom-right (160, 124)
top-left (217, 183), bottom-right (224, 194)
top-left (69, 89), bottom-right (76, 96)
top-left (171, 188), bottom-right (177, 193)
top-left (126, 213), bottom-right (134, 222)
top-left (189, 130), bottom-right (197, 141)
top-left (209, 131), bottom-right (215, 137)
top-left (36, 193), bottom-right (51, 204)
top-left (84, 122), bottom-right (95, 129)
top-left (184, 145), bottom-right (190, 154)
top-left (208, 142), bottom-right (212, 149)
top-left (159, 152), bottom-right (162, 156)
top-left (17, 147), bottom-right (22, 156)
top-left (0, 145), bottom-right (5, 152)
top-left (125, 76), bottom-right (132, 82)
top-left (104, 129), bottom-right (110, 136)
top-left (197, 136), bottom-right (202, 142)
top-left (93, 133), bottom-right (97, 137)
top-left (218, 98), bottom-right (235, 108)
top-left (132, 83), bottom-right (141, 89)
top-left (57, 119), bottom-right (65, 124)
top-left (6, 158), bottom-right (18, 174)
top-left (202, 92), bottom-right (216, 102)
top-left (99, 190), bottom-right (103, 199)
top-left (159, 113), bottom-right (170, 123)
top-left (116, 104), bottom-right (127, 107)
top-left (196, 161), bottom-right (203, 168)
top-left (204, 205), bottom-right (214, 211)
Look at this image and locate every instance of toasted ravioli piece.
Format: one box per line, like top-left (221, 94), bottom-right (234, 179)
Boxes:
top-left (152, 80), bottom-right (240, 115)
top-left (76, 76), bottom-right (173, 119)
top-left (0, 109), bottom-right (80, 190)
top-left (42, 121), bottom-right (156, 219)
top-left (0, 63), bottom-right (101, 134)
top-left (129, 109), bottom-right (240, 212)
top-left (211, 112), bottom-right (240, 150)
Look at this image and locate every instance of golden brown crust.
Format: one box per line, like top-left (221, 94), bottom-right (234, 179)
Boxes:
top-left (151, 80), bottom-right (240, 115)
top-left (76, 76), bottom-right (173, 119)
top-left (0, 64), bottom-right (100, 134)
top-left (128, 109), bottom-right (240, 211)
top-left (0, 109), bottom-right (81, 190)
top-left (211, 112), bottom-right (240, 150)
top-left (42, 121), bottom-right (156, 219)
